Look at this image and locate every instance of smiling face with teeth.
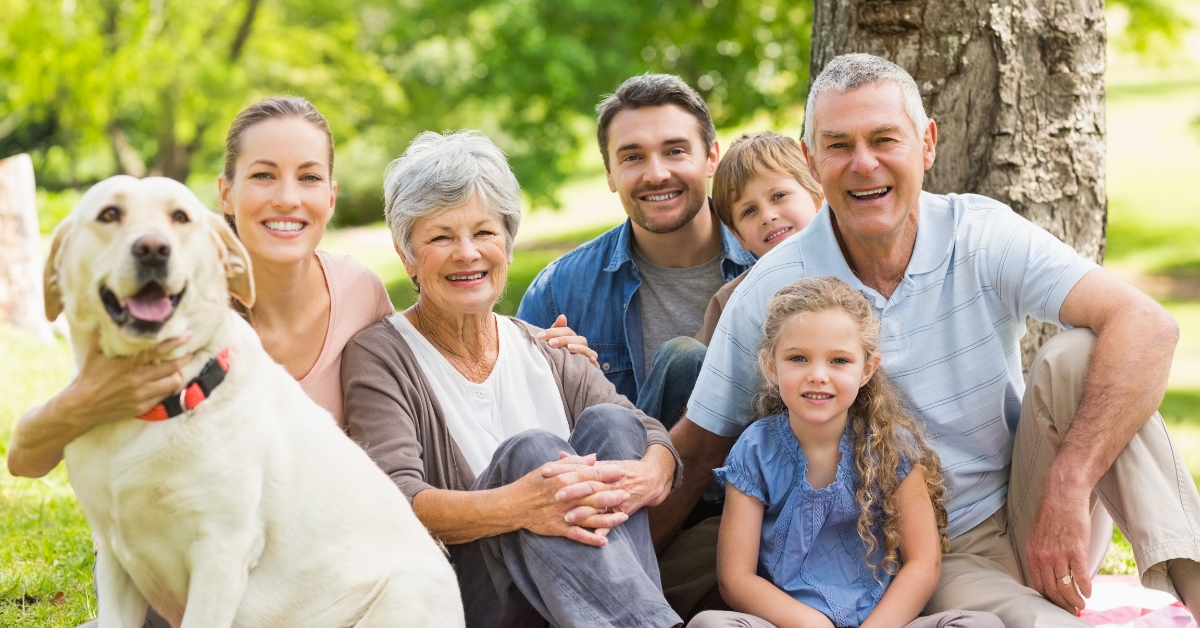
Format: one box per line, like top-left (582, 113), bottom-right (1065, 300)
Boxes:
top-left (764, 308), bottom-right (880, 435)
top-left (729, 171), bottom-right (822, 258)
top-left (604, 105), bottom-right (719, 237)
top-left (802, 81), bottom-right (937, 255)
top-left (399, 196), bottom-right (510, 320)
top-left (219, 117), bottom-right (336, 271)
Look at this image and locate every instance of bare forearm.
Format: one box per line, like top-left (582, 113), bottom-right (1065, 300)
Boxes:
top-left (8, 391), bottom-right (92, 478)
top-left (631, 444), bottom-right (676, 511)
top-left (860, 558), bottom-right (939, 628)
top-left (649, 464), bottom-right (709, 550)
top-left (721, 573), bottom-right (834, 628)
top-left (411, 486), bottom-right (521, 545)
top-left (1052, 303), bottom-right (1177, 494)
top-left (648, 417), bottom-right (735, 550)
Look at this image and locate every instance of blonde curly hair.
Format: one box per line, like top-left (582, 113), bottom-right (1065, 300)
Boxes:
top-left (756, 276), bottom-right (950, 576)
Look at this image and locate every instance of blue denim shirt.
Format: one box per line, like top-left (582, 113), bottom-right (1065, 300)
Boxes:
top-left (516, 216), bottom-right (754, 403)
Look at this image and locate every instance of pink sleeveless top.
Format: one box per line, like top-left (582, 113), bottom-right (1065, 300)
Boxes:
top-left (299, 251), bottom-right (394, 426)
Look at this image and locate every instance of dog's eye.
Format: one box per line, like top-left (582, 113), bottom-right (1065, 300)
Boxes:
top-left (97, 206), bottom-right (121, 223)
top-left (172, 209), bottom-right (190, 224)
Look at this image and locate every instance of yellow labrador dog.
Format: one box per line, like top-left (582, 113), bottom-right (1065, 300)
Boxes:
top-left (44, 176), bottom-right (464, 628)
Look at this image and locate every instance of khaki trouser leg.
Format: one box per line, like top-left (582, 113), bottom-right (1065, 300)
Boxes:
top-left (660, 517), bottom-right (723, 619)
top-left (926, 505), bottom-right (1091, 627)
top-left (1008, 327), bottom-right (1200, 600)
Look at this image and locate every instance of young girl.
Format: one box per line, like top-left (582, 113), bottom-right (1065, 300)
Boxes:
top-left (688, 278), bottom-right (1002, 628)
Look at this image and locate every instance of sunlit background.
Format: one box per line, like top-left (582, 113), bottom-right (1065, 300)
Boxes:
top-left (2, 0), bottom-right (1199, 623)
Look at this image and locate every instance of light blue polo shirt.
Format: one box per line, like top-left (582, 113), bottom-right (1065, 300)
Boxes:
top-left (689, 191), bottom-right (1099, 537)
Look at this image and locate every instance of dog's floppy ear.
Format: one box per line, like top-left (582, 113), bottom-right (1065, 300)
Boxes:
top-left (43, 219), bottom-right (71, 321)
top-left (207, 211), bottom-right (255, 308)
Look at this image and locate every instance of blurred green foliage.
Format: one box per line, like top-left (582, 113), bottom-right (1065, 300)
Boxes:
top-left (0, 0), bottom-right (812, 227)
top-left (0, 0), bottom-right (1188, 229)
top-left (1109, 0), bottom-right (1192, 57)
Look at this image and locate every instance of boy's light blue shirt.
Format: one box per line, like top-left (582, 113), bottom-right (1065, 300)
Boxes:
top-left (690, 192), bottom-right (1099, 537)
top-left (516, 215), bottom-right (755, 404)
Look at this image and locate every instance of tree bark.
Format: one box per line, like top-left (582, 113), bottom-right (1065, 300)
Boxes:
top-left (809, 0), bottom-right (1106, 371)
top-left (0, 154), bottom-right (55, 342)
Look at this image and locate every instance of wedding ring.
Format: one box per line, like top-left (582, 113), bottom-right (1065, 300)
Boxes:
top-left (1059, 574), bottom-right (1073, 586)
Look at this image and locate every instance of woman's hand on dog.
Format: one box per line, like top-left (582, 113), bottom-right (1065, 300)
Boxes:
top-left (507, 457), bottom-right (630, 547)
top-left (70, 333), bottom-right (195, 421)
top-left (7, 334), bottom-right (194, 478)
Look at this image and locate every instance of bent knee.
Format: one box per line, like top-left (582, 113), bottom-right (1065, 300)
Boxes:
top-left (577, 403), bottom-right (644, 432)
top-left (655, 336), bottom-right (708, 367)
top-left (495, 429), bottom-right (570, 473)
top-left (573, 403), bottom-right (648, 457)
top-left (1030, 327), bottom-right (1096, 380)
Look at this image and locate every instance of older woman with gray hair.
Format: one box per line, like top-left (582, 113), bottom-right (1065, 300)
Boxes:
top-left (341, 130), bottom-right (684, 628)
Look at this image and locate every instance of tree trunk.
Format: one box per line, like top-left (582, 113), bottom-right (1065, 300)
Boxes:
top-left (810, 0), bottom-right (1106, 372)
top-left (0, 154), bottom-right (55, 342)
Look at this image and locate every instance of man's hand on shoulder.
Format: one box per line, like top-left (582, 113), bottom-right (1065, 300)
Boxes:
top-left (536, 314), bottom-right (600, 369)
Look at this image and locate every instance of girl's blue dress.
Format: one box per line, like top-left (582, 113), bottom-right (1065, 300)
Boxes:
top-left (714, 413), bottom-right (911, 627)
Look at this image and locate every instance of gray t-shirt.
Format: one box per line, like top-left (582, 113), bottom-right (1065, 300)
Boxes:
top-left (633, 247), bottom-right (726, 374)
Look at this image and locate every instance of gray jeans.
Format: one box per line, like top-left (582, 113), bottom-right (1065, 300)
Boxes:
top-left (451, 403), bottom-right (683, 628)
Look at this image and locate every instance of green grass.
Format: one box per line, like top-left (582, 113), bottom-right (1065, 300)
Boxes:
top-left (1106, 210), bottom-right (1200, 278)
top-left (1103, 388), bottom-right (1200, 577)
top-left (0, 327), bottom-right (97, 626)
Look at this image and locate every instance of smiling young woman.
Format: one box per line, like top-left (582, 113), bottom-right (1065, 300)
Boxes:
top-left (216, 97), bottom-right (395, 427)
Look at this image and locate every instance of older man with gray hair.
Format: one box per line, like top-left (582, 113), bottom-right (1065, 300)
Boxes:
top-left (659, 53), bottom-right (1200, 626)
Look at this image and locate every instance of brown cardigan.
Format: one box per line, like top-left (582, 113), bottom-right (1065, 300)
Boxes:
top-left (341, 316), bottom-right (683, 502)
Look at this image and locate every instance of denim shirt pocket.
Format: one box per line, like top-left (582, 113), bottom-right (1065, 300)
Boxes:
top-left (593, 343), bottom-right (633, 377)
top-left (593, 343), bottom-right (636, 400)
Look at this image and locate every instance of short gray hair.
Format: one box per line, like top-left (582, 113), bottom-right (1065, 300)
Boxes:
top-left (803, 53), bottom-right (930, 148)
top-left (383, 130), bottom-right (522, 262)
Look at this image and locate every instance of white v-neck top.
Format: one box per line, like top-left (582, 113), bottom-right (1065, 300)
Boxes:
top-left (390, 313), bottom-right (570, 475)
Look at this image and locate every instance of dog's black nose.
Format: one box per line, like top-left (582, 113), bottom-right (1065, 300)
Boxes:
top-left (132, 236), bottom-right (171, 265)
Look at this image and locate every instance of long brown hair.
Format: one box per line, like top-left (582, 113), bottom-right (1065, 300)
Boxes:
top-left (756, 276), bottom-right (950, 575)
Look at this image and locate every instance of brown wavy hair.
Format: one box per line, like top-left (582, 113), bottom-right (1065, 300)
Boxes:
top-left (756, 276), bottom-right (950, 576)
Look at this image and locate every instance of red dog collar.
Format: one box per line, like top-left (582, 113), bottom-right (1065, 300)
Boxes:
top-left (138, 347), bottom-right (231, 422)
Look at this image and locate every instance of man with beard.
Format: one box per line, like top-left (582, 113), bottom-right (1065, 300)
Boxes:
top-left (518, 74), bottom-right (754, 429)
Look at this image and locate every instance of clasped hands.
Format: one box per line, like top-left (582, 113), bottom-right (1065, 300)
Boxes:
top-left (510, 449), bottom-right (672, 547)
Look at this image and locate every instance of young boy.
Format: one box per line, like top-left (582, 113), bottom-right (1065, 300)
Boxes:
top-left (695, 131), bottom-right (824, 344)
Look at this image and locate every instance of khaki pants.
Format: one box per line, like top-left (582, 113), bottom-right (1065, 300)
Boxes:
top-left (925, 328), bottom-right (1200, 627)
top-left (660, 516), bottom-right (724, 619)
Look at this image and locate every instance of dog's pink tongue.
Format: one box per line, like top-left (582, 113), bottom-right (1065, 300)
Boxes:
top-left (125, 296), bottom-right (174, 322)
